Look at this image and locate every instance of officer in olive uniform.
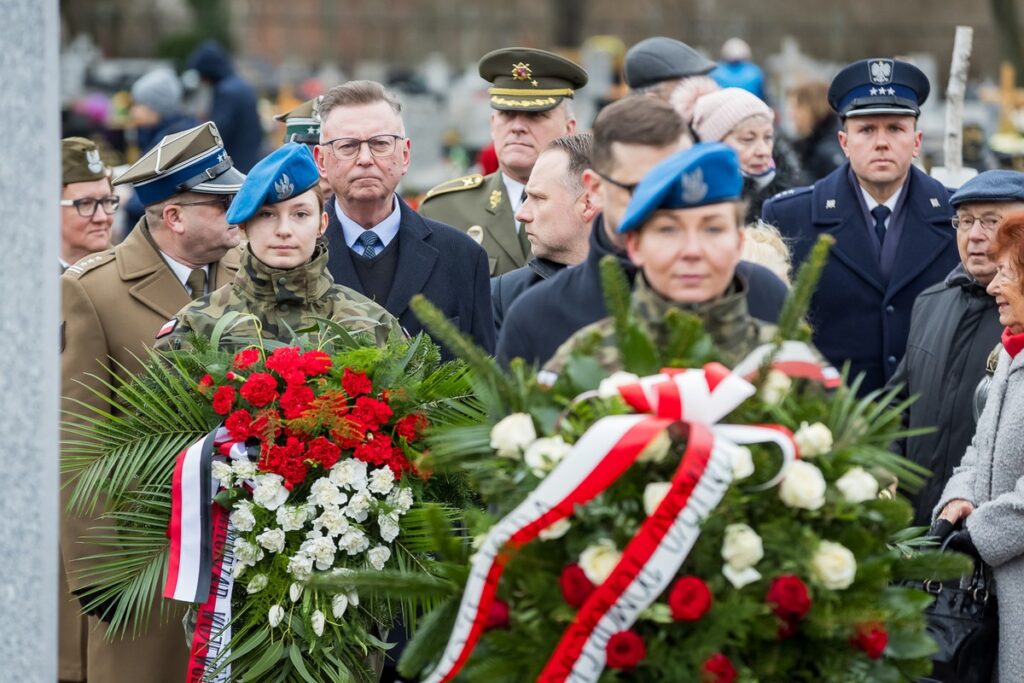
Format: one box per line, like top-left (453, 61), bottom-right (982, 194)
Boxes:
top-left (60, 122), bottom-right (244, 683)
top-left (420, 48), bottom-right (588, 275)
top-left (274, 95), bottom-right (334, 201)
top-left (157, 143), bottom-right (401, 352)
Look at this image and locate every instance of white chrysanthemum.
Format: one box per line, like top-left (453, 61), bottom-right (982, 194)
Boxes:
top-left (523, 436), bottom-right (572, 478)
top-left (268, 604), bottom-right (285, 628)
top-left (233, 538), bottom-right (264, 567)
top-left (229, 500), bottom-right (256, 532)
top-left (344, 491), bottom-right (373, 523)
top-left (309, 478), bottom-right (346, 508)
top-left (489, 413), bottom-right (537, 458)
top-left (315, 507), bottom-right (350, 537)
top-left (367, 545), bottom-right (391, 570)
top-left (338, 528), bottom-right (370, 556)
top-left (368, 467), bottom-right (396, 496)
top-left (252, 473), bottom-right (289, 511)
top-left (232, 458), bottom-right (258, 480)
top-left (311, 609), bottom-right (325, 637)
top-left (835, 467), bottom-right (879, 503)
top-left (256, 527), bottom-right (286, 554)
top-left (794, 421), bottom-right (834, 458)
top-left (287, 553), bottom-right (314, 581)
top-left (330, 459), bottom-right (368, 491)
top-left (579, 539), bottom-right (621, 585)
top-left (597, 371), bottom-right (641, 399)
top-left (300, 535), bottom-right (337, 570)
top-left (276, 505), bottom-right (308, 532)
top-left (643, 482), bottom-right (671, 516)
top-left (378, 512), bottom-right (401, 543)
top-left (538, 518), bottom-right (571, 541)
top-left (779, 460), bottom-right (827, 510)
top-left (245, 574), bottom-right (268, 594)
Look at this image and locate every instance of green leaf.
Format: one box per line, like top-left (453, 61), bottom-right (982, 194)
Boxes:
top-left (885, 629), bottom-right (939, 660)
top-left (240, 637), bottom-right (285, 682)
top-left (289, 642), bottom-right (321, 683)
top-left (398, 597), bottom-right (459, 678)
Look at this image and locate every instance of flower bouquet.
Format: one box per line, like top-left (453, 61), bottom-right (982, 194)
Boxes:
top-left (356, 239), bottom-right (971, 683)
top-left (63, 325), bottom-right (472, 682)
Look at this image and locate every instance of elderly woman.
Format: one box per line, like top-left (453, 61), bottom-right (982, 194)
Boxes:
top-left (692, 87), bottom-right (801, 222)
top-left (936, 211), bottom-right (1024, 680)
top-left (158, 143), bottom-right (400, 351)
top-left (543, 143), bottom-right (775, 375)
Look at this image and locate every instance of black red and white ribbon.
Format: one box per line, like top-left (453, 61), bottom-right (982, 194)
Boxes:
top-left (424, 342), bottom-right (833, 683)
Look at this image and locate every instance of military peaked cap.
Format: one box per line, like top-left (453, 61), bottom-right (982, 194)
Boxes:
top-left (479, 47), bottom-right (588, 112)
top-left (827, 58), bottom-right (930, 119)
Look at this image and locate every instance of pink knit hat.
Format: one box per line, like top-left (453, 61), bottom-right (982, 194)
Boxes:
top-left (692, 88), bottom-right (774, 142)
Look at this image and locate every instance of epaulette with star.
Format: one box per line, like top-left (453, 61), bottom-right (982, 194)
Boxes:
top-left (422, 174), bottom-right (484, 202)
top-left (63, 249), bottom-right (115, 279)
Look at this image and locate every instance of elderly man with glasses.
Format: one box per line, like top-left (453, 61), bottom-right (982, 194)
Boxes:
top-left (887, 170), bottom-right (1024, 527)
top-left (314, 80), bottom-right (494, 357)
top-left (59, 122), bottom-right (243, 683)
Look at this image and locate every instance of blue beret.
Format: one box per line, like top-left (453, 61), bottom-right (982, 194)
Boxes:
top-left (226, 143), bottom-right (320, 224)
top-left (950, 170), bottom-right (1024, 208)
top-left (618, 143), bottom-right (743, 234)
top-left (827, 58), bottom-right (930, 119)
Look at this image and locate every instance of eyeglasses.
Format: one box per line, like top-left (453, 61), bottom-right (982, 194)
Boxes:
top-left (175, 195), bottom-right (234, 213)
top-left (60, 196), bottom-right (120, 217)
top-left (321, 134), bottom-right (405, 160)
top-left (594, 170), bottom-right (638, 194)
top-left (951, 215), bottom-right (1002, 233)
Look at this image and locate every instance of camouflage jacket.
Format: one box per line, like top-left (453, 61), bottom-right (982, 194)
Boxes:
top-left (543, 275), bottom-right (776, 376)
top-left (157, 244), bottom-right (402, 351)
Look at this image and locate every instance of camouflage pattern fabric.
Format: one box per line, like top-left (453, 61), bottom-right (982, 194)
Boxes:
top-left (158, 243), bottom-right (402, 351)
top-left (543, 275), bottom-right (776, 376)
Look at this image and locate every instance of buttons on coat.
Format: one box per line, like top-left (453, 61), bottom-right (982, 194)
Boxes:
top-left (886, 305), bottom-right (895, 314)
top-left (887, 355), bottom-right (897, 365)
top-left (278, 277), bottom-right (287, 285)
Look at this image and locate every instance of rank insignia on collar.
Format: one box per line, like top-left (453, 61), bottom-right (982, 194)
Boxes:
top-left (489, 190), bottom-right (502, 210)
top-left (511, 62), bottom-right (532, 81)
top-left (930, 198), bottom-right (941, 208)
top-left (826, 199), bottom-right (836, 209)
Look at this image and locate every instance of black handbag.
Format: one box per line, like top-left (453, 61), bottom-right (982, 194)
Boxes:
top-left (917, 533), bottom-right (998, 683)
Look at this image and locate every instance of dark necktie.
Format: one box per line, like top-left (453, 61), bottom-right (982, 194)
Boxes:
top-left (357, 231), bottom-right (382, 259)
top-left (871, 205), bottom-right (891, 248)
top-left (186, 268), bottom-right (207, 300)
top-left (517, 189), bottom-right (531, 258)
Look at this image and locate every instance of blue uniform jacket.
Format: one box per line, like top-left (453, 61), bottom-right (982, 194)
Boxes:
top-left (325, 197), bottom-right (496, 357)
top-left (762, 162), bottom-right (959, 393)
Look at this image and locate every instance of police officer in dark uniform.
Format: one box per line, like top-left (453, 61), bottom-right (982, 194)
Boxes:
top-left (762, 58), bottom-right (959, 394)
top-left (420, 48), bottom-right (587, 276)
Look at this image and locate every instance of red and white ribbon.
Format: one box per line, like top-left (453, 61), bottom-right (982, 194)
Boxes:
top-left (425, 343), bottom-right (833, 683)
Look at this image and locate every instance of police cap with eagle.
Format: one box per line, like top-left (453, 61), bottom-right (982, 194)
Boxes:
top-left (62, 137), bottom-right (109, 184)
top-left (113, 121), bottom-right (245, 205)
top-left (273, 96), bottom-right (322, 145)
top-left (617, 143), bottom-right (743, 234)
top-left (478, 47), bottom-right (588, 112)
top-left (827, 58), bottom-right (930, 119)
top-left (225, 143), bottom-right (320, 225)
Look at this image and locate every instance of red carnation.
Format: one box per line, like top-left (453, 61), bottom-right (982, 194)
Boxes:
top-left (197, 374), bottom-right (214, 395)
top-left (484, 599), bottom-right (510, 630)
top-left (240, 373), bottom-right (278, 407)
top-left (766, 575), bottom-right (812, 624)
top-left (353, 396), bottom-right (393, 431)
top-left (701, 653), bottom-right (737, 683)
top-left (354, 434), bottom-right (394, 466)
top-left (668, 576), bottom-right (713, 622)
top-left (280, 384), bottom-right (315, 420)
top-left (851, 623), bottom-right (888, 660)
top-left (605, 631), bottom-right (646, 670)
top-left (387, 451), bottom-right (414, 478)
top-left (232, 348), bottom-right (261, 370)
top-left (307, 436), bottom-right (341, 469)
top-left (282, 370), bottom-right (307, 386)
top-left (212, 385), bottom-right (235, 415)
top-left (225, 409), bottom-right (254, 441)
top-left (559, 564), bottom-right (596, 608)
top-left (342, 368), bottom-right (373, 397)
top-left (395, 413), bottom-right (428, 442)
top-left (301, 350), bottom-right (332, 375)
top-left (266, 346), bottom-right (303, 375)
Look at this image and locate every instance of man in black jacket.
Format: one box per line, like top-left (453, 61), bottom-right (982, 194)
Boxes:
top-left (888, 170), bottom-right (1024, 525)
top-left (497, 96), bottom-right (788, 367)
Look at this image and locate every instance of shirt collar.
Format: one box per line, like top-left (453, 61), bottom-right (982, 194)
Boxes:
top-left (159, 249), bottom-right (207, 293)
top-left (501, 173), bottom-right (526, 216)
top-left (858, 182), bottom-right (903, 213)
top-left (334, 196), bottom-right (401, 249)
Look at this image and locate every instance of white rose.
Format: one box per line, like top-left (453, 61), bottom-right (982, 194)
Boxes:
top-left (229, 500), bottom-right (256, 532)
top-left (330, 459), bottom-right (368, 492)
top-left (256, 527), bottom-right (286, 554)
top-left (597, 371), bottom-right (641, 399)
top-left (378, 512), bottom-right (401, 542)
top-left (311, 609), bottom-right (325, 637)
top-left (731, 446), bottom-right (755, 480)
top-left (331, 593), bottom-right (349, 619)
top-left (232, 458), bottom-right (257, 480)
top-left (367, 545), bottom-right (392, 570)
top-left (276, 505), bottom-right (308, 532)
top-left (338, 528), bottom-right (370, 555)
top-left (211, 460), bottom-right (234, 487)
top-left (287, 553), bottom-right (314, 581)
top-left (835, 467), bottom-right (879, 504)
top-left (489, 413), bottom-right (537, 458)
top-left (779, 460), bottom-right (827, 510)
top-left (538, 518), bottom-right (571, 541)
top-left (643, 482), bottom-right (671, 516)
top-left (579, 539), bottom-right (621, 585)
top-left (523, 436), bottom-right (572, 477)
top-left (722, 564), bottom-right (762, 589)
top-left (300, 535), bottom-right (337, 570)
top-left (387, 487), bottom-right (414, 514)
top-left (811, 540), bottom-right (857, 590)
top-left (245, 573), bottom-right (268, 594)
top-left (315, 508), bottom-right (350, 537)
top-left (368, 467), bottom-right (396, 496)
top-left (233, 538), bottom-right (264, 567)
top-left (760, 370), bottom-right (792, 406)
top-left (637, 431), bottom-right (671, 463)
top-left (309, 478), bottom-right (346, 508)
top-left (794, 421), bottom-right (834, 458)
top-left (268, 604), bottom-right (285, 628)
top-left (289, 582), bottom-right (304, 603)
top-left (345, 491), bottom-right (373, 523)
top-left (252, 474), bottom-right (289, 511)
top-left (721, 523), bottom-right (764, 571)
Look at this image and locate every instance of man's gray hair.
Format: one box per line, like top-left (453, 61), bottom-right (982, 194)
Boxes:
top-left (318, 81), bottom-right (404, 137)
top-left (546, 132), bottom-right (593, 196)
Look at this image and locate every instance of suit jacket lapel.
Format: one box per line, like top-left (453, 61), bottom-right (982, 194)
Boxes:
top-left (484, 173), bottom-right (526, 265)
top-left (384, 199), bottom-right (439, 318)
top-left (886, 168), bottom-right (955, 296)
top-left (324, 207), bottom-right (364, 292)
top-left (116, 222), bottom-right (191, 319)
top-left (211, 245), bottom-right (241, 290)
top-left (812, 167), bottom-right (885, 294)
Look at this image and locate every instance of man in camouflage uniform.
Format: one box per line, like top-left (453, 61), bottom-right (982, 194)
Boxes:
top-left (420, 47), bottom-right (587, 275)
top-left (60, 122), bottom-right (243, 683)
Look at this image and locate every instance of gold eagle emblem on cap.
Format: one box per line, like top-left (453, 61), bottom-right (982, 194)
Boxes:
top-left (511, 62), bottom-right (532, 81)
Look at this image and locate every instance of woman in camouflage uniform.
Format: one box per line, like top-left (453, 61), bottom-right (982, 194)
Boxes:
top-left (544, 143), bottom-right (774, 375)
top-left (158, 143), bottom-right (401, 351)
